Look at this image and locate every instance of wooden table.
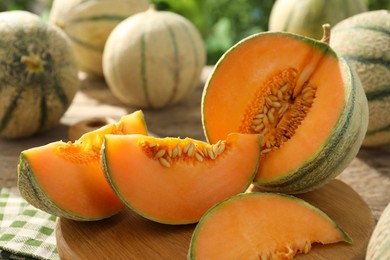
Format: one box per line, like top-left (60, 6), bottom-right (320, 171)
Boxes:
top-left (0, 66), bottom-right (389, 223)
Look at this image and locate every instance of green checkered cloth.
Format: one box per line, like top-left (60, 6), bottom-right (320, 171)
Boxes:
top-left (0, 187), bottom-right (59, 260)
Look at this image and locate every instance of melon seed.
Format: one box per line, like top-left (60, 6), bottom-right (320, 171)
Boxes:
top-left (303, 242), bottom-right (311, 254)
top-left (207, 147), bottom-right (216, 159)
top-left (187, 143), bottom-right (195, 157)
top-left (195, 152), bottom-right (203, 162)
top-left (154, 149), bottom-right (166, 159)
top-left (159, 157), bottom-right (170, 168)
top-left (183, 143), bottom-right (191, 153)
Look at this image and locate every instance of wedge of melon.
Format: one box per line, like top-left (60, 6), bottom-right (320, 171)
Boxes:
top-left (18, 110), bottom-right (148, 221)
top-left (188, 192), bottom-right (352, 259)
top-left (202, 26), bottom-right (368, 193)
top-left (101, 133), bottom-right (261, 224)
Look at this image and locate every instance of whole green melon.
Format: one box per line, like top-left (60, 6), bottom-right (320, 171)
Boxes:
top-left (366, 202), bottom-right (390, 259)
top-left (330, 10), bottom-right (390, 147)
top-left (269, 0), bottom-right (367, 39)
top-left (49, 0), bottom-right (150, 77)
top-left (0, 11), bottom-right (79, 139)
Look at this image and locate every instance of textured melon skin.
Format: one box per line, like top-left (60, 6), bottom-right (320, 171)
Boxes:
top-left (254, 58), bottom-right (368, 194)
top-left (103, 8), bottom-right (206, 108)
top-left (49, 0), bottom-right (149, 77)
top-left (366, 202), bottom-right (390, 260)
top-left (0, 11), bottom-right (79, 139)
top-left (330, 10), bottom-right (390, 147)
top-left (269, 0), bottom-right (367, 39)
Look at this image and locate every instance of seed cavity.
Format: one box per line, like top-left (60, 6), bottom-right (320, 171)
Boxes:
top-left (239, 68), bottom-right (317, 155)
top-left (140, 139), bottom-right (228, 167)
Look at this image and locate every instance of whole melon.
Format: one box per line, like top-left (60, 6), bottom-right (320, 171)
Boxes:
top-left (0, 11), bottom-right (79, 139)
top-left (49, 0), bottom-right (150, 77)
top-left (366, 202), bottom-right (390, 259)
top-left (330, 10), bottom-right (390, 147)
top-left (103, 7), bottom-right (206, 108)
top-left (269, 0), bottom-right (367, 39)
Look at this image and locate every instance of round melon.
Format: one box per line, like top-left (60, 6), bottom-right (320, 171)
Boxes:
top-left (49, 0), bottom-right (150, 77)
top-left (102, 7), bottom-right (206, 108)
top-left (18, 111), bottom-right (148, 221)
top-left (201, 27), bottom-right (368, 194)
top-left (330, 10), bottom-right (390, 147)
top-left (366, 202), bottom-right (390, 259)
top-left (269, 0), bottom-right (367, 39)
top-left (0, 11), bottom-right (79, 139)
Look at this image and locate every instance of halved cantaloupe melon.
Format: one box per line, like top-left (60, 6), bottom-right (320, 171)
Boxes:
top-left (101, 133), bottom-right (261, 224)
top-left (202, 26), bottom-right (368, 193)
top-left (18, 110), bottom-right (148, 221)
top-left (188, 192), bottom-right (351, 259)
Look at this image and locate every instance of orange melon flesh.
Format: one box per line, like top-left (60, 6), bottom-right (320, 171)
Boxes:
top-left (19, 111), bottom-right (148, 220)
top-left (189, 193), bottom-right (351, 259)
top-left (102, 133), bottom-right (261, 224)
top-left (259, 55), bottom-right (346, 180)
top-left (202, 33), bottom-right (346, 181)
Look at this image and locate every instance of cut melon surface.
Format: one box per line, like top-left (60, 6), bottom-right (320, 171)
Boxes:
top-left (101, 133), bottom-right (262, 224)
top-left (201, 30), bottom-right (368, 193)
top-left (188, 192), bottom-right (351, 259)
top-left (18, 110), bottom-right (148, 221)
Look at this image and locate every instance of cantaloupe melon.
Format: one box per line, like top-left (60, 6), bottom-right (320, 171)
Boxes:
top-left (202, 26), bottom-right (368, 193)
top-left (18, 111), bottom-right (148, 221)
top-left (269, 0), bottom-right (367, 39)
top-left (103, 7), bottom-right (206, 108)
top-left (49, 0), bottom-right (150, 77)
top-left (101, 133), bottom-right (261, 224)
top-left (366, 202), bottom-right (390, 260)
top-left (188, 192), bottom-right (351, 259)
top-left (330, 10), bottom-right (390, 147)
top-left (0, 11), bottom-right (79, 138)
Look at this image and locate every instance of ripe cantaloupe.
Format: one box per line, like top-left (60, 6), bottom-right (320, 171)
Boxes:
top-left (0, 11), bottom-right (79, 138)
top-left (202, 26), bottom-right (368, 193)
top-left (188, 192), bottom-right (351, 259)
top-left (18, 111), bottom-right (148, 221)
top-left (49, 0), bottom-right (149, 77)
top-left (330, 10), bottom-right (390, 147)
top-left (101, 133), bottom-right (262, 224)
top-left (103, 7), bottom-right (206, 108)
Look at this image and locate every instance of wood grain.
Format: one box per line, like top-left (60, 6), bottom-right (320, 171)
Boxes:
top-left (56, 180), bottom-right (374, 260)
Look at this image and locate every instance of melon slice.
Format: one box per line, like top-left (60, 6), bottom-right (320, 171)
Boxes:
top-left (201, 26), bottom-right (368, 193)
top-left (188, 192), bottom-right (352, 259)
top-left (101, 133), bottom-right (261, 224)
top-left (18, 110), bottom-right (148, 221)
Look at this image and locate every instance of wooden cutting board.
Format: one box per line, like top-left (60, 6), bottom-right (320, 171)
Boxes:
top-left (56, 180), bottom-right (375, 259)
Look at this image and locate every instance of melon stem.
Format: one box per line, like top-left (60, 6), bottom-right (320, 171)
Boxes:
top-left (320, 24), bottom-right (331, 45)
top-left (21, 54), bottom-right (44, 72)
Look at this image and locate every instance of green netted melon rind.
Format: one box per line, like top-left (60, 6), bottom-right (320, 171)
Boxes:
top-left (0, 11), bottom-right (79, 139)
top-left (330, 10), bottom-right (390, 147)
top-left (269, 0), bottom-right (367, 39)
top-left (366, 202), bottom-right (390, 259)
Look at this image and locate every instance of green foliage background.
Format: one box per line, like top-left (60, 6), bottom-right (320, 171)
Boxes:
top-left (1, 0), bottom-right (389, 64)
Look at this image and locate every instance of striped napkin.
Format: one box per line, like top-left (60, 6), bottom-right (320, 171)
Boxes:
top-left (0, 187), bottom-right (59, 260)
